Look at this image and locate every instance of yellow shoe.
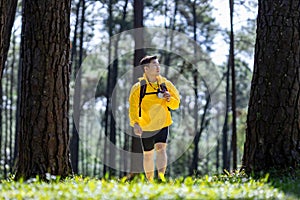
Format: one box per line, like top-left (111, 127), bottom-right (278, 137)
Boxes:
top-left (147, 177), bottom-right (154, 183)
top-left (158, 173), bottom-right (166, 183)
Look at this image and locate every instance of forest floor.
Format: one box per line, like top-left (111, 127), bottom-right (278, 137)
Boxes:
top-left (0, 170), bottom-right (299, 199)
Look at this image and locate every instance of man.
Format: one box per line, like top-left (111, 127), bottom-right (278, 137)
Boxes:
top-left (129, 55), bottom-right (180, 182)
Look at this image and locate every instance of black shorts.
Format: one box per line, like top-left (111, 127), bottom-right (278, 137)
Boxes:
top-left (141, 127), bottom-right (169, 151)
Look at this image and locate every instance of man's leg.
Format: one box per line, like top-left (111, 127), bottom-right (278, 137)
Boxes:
top-left (143, 150), bottom-right (155, 181)
top-left (155, 143), bottom-right (167, 181)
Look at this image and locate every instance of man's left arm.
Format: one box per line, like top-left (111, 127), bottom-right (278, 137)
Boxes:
top-left (165, 81), bottom-right (180, 110)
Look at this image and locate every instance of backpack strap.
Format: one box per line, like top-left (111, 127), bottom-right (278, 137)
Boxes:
top-left (139, 80), bottom-right (146, 117)
top-left (160, 83), bottom-right (170, 111)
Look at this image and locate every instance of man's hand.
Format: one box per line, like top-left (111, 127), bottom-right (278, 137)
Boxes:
top-left (163, 91), bottom-right (171, 102)
top-left (134, 123), bottom-right (142, 136)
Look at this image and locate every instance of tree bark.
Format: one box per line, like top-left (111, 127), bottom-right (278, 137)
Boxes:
top-left (16, 0), bottom-right (72, 180)
top-left (0, 0), bottom-right (18, 78)
top-left (242, 0), bottom-right (300, 173)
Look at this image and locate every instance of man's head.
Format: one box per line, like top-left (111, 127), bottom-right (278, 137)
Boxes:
top-left (140, 55), bottom-right (160, 77)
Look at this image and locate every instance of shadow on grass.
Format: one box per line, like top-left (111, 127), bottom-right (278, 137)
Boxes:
top-left (268, 169), bottom-right (300, 199)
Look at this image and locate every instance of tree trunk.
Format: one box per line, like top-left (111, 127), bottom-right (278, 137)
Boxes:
top-left (133, 0), bottom-right (144, 80)
top-left (216, 138), bottom-right (220, 172)
top-left (108, 0), bottom-right (128, 177)
top-left (109, 56), bottom-right (118, 176)
top-left (163, 0), bottom-right (178, 77)
top-left (242, 0), bottom-right (300, 173)
top-left (229, 0), bottom-right (237, 170)
top-left (189, 0), bottom-right (199, 176)
top-left (223, 62), bottom-right (230, 171)
top-left (0, 0), bottom-right (18, 78)
top-left (15, 0), bottom-right (72, 180)
top-left (129, 0), bottom-right (144, 176)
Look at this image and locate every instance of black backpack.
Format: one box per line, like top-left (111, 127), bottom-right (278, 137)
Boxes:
top-left (138, 79), bottom-right (168, 117)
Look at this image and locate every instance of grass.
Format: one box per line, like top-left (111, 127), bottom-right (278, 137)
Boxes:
top-left (0, 171), bottom-right (299, 200)
top-left (267, 169), bottom-right (300, 199)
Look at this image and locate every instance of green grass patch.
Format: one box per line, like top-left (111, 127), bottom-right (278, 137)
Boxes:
top-left (0, 172), bottom-right (298, 199)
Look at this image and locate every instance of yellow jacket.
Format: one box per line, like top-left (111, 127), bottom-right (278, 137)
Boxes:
top-left (129, 74), bottom-right (180, 131)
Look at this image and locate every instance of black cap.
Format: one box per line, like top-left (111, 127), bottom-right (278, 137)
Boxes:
top-left (139, 55), bottom-right (157, 65)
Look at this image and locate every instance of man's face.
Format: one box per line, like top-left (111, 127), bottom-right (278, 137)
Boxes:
top-left (145, 59), bottom-right (160, 77)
